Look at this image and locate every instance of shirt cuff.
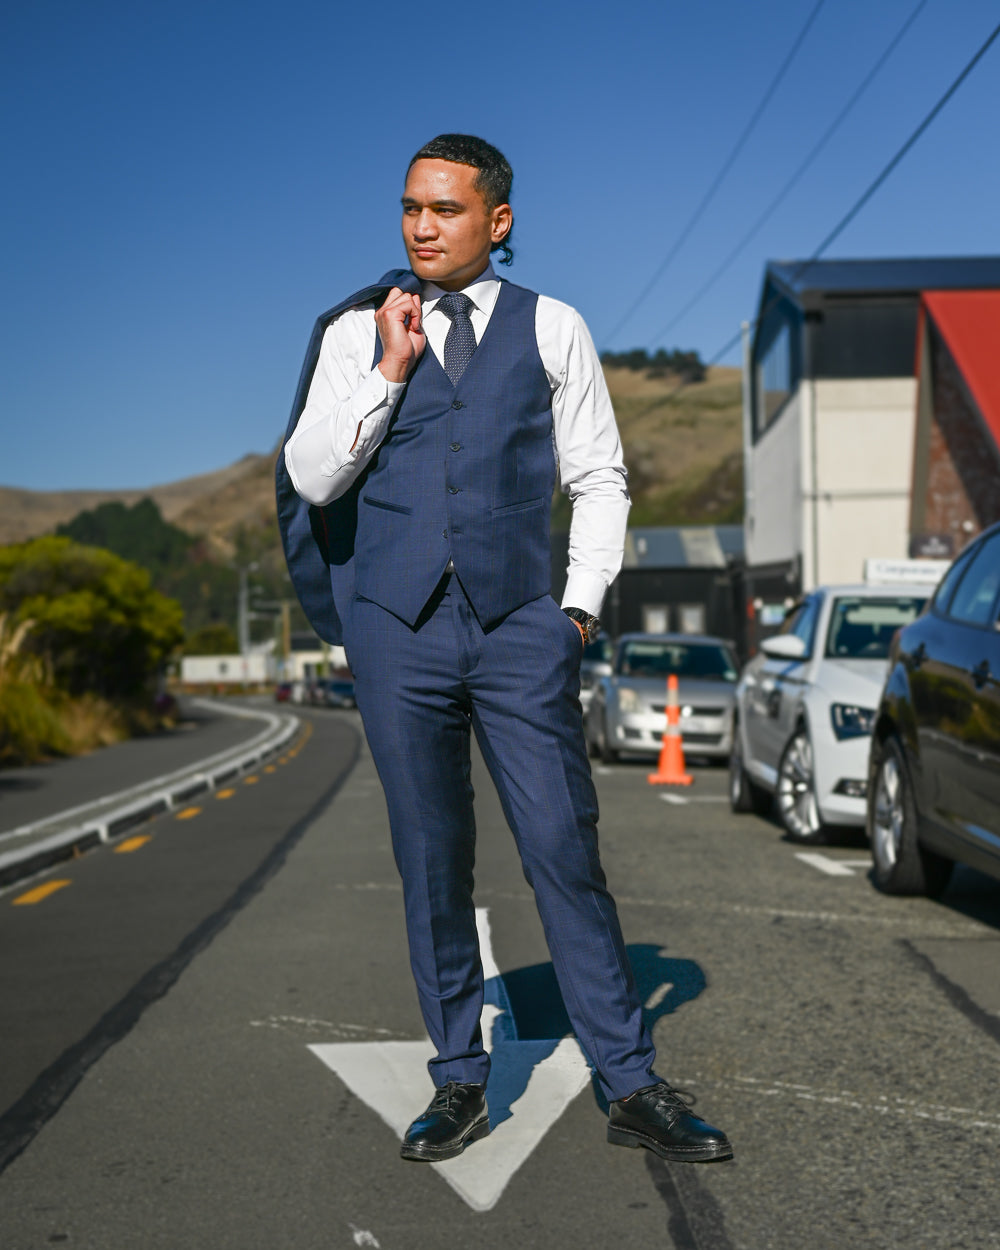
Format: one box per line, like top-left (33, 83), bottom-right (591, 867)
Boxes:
top-left (561, 569), bottom-right (608, 620)
top-left (356, 367), bottom-right (405, 417)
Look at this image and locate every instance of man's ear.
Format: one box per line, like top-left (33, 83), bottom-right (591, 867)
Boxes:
top-left (491, 203), bottom-right (513, 243)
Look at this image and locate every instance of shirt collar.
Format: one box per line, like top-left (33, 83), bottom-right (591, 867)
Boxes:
top-left (420, 263), bottom-right (499, 317)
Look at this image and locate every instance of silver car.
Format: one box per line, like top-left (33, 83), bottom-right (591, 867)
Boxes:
top-left (585, 633), bottom-right (739, 763)
top-left (579, 633), bottom-right (614, 713)
top-left (729, 584), bottom-right (929, 842)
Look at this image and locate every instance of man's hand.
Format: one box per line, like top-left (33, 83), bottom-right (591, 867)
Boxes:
top-left (376, 287), bottom-right (426, 383)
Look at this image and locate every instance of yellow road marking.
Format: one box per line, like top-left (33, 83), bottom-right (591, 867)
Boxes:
top-left (263, 765), bottom-right (276, 774)
top-left (114, 835), bottom-right (152, 854)
top-left (13, 879), bottom-right (71, 906)
top-left (216, 788), bottom-right (236, 800)
top-left (244, 775), bottom-right (259, 785)
top-left (176, 806), bottom-right (202, 820)
top-left (278, 757), bottom-right (288, 765)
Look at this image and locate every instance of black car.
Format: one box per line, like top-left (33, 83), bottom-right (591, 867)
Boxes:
top-left (867, 521), bottom-right (1000, 896)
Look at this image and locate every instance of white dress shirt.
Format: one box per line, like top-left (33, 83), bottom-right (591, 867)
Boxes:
top-left (284, 264), bottom-right (630, 618)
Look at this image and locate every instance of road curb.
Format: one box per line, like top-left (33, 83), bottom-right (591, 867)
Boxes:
top-left (0, 704), bottom-right (300, 890)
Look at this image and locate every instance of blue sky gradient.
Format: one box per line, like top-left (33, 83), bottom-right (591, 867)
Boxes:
top-left (3, 0), bottom-right (998, 490)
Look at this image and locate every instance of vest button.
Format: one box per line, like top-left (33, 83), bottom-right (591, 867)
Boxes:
top-left (442, 530), bottom-right (448, 538)
top-left (447, 486), bottom-right (460, 494)
top-left (449, 442), bottom-right (461, 452)
top-left (451, 400), bottom-right (464, 410)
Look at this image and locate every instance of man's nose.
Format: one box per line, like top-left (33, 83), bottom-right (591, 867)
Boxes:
top-left (412, 209), bottom-right (438, 239)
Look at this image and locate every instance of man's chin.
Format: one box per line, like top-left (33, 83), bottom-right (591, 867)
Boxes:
top-left (410, 256), bottom-right (448, 282)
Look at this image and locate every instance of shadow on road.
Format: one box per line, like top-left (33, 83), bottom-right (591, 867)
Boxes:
top-left (485, 944), bottom-right (706, 1122)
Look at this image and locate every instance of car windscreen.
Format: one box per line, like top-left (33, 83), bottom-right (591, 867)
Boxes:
top-left (825, 597), bottom-right (926, 659)
top-left (616, 641), bottom-right (738, 681)
top-left (582, 636), bottom-right (614, 663)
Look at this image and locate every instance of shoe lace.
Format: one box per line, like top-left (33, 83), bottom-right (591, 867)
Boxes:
top-left (642, 1082), bottom-right (697, 1113)
top-left (430, 1082), bottom-right (467, 1113)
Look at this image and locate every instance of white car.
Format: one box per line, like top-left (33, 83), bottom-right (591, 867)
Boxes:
top-left (729, 584), bottom-right (931, 842)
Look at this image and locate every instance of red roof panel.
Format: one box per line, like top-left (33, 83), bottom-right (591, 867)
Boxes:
top-left (923, 290), bottom-right (1000, 450)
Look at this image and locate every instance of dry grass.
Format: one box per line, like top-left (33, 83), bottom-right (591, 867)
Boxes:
top-left (603, 364), bottom-right (744, 526)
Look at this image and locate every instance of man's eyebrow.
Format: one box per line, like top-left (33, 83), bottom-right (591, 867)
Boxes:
top-left (401, 196), bottom-right (465, 209)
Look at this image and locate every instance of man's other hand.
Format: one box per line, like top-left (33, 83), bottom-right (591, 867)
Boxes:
top-left (376, 288), bottom-right (426, 383)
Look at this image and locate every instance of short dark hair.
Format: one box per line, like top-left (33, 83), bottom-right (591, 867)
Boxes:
top-left (408, 133), bottom-right (514, 265)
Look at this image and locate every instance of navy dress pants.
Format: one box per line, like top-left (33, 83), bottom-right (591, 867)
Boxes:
top-left (343, 575), bottom-right (658, 1103)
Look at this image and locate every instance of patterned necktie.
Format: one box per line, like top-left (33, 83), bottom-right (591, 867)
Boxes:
top-left (437, 292), bottom-right (477, 386)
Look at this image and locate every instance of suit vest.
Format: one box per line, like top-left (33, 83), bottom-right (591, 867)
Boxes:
top-left (357, 279), bottom-right (554, 628)
top-left (275, 273), bottom-right (554, 643)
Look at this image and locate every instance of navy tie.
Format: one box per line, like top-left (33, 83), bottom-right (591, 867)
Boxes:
top-left (438, 292), bottom-right (477, 386)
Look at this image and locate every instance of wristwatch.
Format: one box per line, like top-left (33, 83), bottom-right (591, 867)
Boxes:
top-left (562, 607), bottom-right (601, 643)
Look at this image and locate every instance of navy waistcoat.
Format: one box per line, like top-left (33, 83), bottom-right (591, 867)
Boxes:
top-left (275, 273), bottom-right (554, 642)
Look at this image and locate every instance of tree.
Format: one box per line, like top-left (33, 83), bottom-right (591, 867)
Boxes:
top-left (0, 536), bottom-right (184, 699)
top-left (56, 497), bottom-right (193, 581)
top-left (183, 623), bottom-right (239, 655)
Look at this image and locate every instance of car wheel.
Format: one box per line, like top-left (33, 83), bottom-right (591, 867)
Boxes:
top-left (729, 730), bottom-right (771, 816)
top-left (868, 736), bottom-right (953, 898)
top-left (776, 727), bottom-right (827, 844)
top-left (598, 714), bottom-right (619, 765)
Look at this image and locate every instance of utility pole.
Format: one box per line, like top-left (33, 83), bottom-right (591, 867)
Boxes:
top-left (237, 566), bottom-right (250, 657)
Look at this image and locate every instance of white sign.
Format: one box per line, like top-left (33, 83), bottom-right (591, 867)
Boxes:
top-left (863, 557), bottom-right (950, 586)
top-left (309, 909), bottom-right (593, 1212)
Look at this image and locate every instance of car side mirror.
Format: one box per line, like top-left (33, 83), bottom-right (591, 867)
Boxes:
top-left (760, 634), bottom-right (808, 661)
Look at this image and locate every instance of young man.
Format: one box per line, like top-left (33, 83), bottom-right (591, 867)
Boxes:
top-left (277, 134), bottom-right (732, 1165)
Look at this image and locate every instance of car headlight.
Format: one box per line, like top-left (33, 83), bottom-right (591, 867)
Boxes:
top-left (617, 687), bottom-right (641, 713)
top-left (829, 703), bottom-right (876, 740)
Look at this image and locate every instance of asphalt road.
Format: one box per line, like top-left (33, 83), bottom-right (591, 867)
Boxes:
top-left (1, 715), bottom-right (999, 1249)
top-left (0, 699), bottom-right (268, 834)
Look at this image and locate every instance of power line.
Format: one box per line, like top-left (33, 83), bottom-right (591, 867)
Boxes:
top-left (647, 14), bottom-right (1000, 413)
top-left (600, 0), bottom-right (828, 350)
top-left (646, 0), bottom-right (929, 351)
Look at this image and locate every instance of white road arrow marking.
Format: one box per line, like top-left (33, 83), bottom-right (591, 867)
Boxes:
top-left (309, 908), bottom-right (593, 1212)
top-left (795, 852), bottom-right (871, 876)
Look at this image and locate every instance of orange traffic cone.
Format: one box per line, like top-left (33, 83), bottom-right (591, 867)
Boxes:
top-left (647, 673), bottom-right (693, 785)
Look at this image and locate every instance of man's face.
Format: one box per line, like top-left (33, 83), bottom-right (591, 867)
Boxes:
top-left (401, 159), bottom-right (511, 291)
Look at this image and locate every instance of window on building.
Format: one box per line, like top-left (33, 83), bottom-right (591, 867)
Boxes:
top-left (808, 299), bottom-right (918, 378)
top-left (753, 292), bottom-right (801, 438)
top-left (642, 605), bottom-right (670, 633)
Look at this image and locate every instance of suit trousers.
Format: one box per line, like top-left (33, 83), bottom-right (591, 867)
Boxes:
top-left (342, 574), bottom-right (658, 1103)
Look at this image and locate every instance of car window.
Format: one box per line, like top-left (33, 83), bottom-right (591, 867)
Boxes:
top-left (933, 544), bottom-right (978, 614)
top-left (779, 596), bottom-right (821, 654)
top-left (945, 533), bottom-right (1000, 627)
top-left (582, 636), bottom-right (614, 663)
top-left (617, 641), bottom-right (738, 681)
top-left (825, 596), bottom-right (927, 659)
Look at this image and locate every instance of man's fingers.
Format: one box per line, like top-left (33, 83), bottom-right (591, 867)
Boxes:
top-left (380, 288), bottom-right (420, 317)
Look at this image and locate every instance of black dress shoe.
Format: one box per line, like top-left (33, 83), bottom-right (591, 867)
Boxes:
top-left (400, 1081), bottom-right (490, 1162)
top-left (608, 1082), bottom-right (733, 1163)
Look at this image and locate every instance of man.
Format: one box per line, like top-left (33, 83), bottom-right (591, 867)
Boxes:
top-left (277, 134), bottom-right (732, 1165)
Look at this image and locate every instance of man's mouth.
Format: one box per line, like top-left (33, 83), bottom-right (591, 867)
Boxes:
top-left (413, 247), bottom-right (441, 258)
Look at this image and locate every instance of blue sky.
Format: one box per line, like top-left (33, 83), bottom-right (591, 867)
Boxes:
top-left (3, 0), bottom-right (998, 491)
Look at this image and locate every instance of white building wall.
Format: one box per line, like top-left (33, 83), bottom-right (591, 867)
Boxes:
top-left (745, 389), bottom-right (803, 570)
top-left (181, 654), bottom-right (273, 683)
top-left (808, 378), bottom-right (917, 587)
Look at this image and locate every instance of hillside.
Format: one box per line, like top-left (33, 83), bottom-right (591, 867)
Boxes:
top-left (0, 365), bottom-right (744, 551)
top-left (0, 454), bottom-right (275, 557)
top-left (602, 363), bottom-right (742, 526)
